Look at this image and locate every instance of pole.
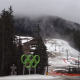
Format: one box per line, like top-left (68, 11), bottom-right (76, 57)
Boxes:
top-left (29, 68), bottom-right (30, 75)
top-left (22, 52), bottom-right (26, 75)
top-left (67, 51), bottom-right (68, 60)
top-left (78, 56), bottom-right (79, 73)
top-left (35, 68), bottom-right (36, 74)
top-left (46, 64), bottom-right (48, 75)
top-left (47, 56), bottom-right (48, 74)
top-left (38, 66), bottom-right (39, 74)
top-left (66, 49), bottom-right (69, 61)
top-left (55, 43), bottom-right (56, 51)
top-left (54, 41), bottom-right (56, 51)
top-left (23, 65), bottom-right (25, 75)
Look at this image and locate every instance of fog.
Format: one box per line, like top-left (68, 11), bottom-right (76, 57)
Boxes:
top-left (0, 0), bottom-right (80, 23)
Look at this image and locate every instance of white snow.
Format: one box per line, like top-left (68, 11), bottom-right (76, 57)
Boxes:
top-left (16, 36), bottom-right (32, 39)
top-left (0, 75), bottom-right (60, 80)
top-left (45, 39), bottom-right (80, 58)
top-left (44, 39), bottom-right (80, 70)
top-left (15, 36), bottom-right (33, 44)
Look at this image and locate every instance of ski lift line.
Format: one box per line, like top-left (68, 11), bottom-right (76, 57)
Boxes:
top-left (66, 49), bottom-right (70, 52)
top-left (48, 41), bottom-right (58, 51)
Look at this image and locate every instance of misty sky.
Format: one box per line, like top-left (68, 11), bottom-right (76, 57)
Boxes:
top-left (0, 0), bottom-right (80, 23)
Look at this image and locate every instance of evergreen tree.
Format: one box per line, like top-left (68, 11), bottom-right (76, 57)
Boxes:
top-left (0, 6), bottom-right (16, 76)
top-left (31, 24), bottom-right (48, 74)
top-left (73, 30), bottom-right (80, 50)
top-left (34, 37), bottom-right (48, 74)
top-left (16, 38), bottom-right (24, 75)
top-left (0, 15), bottom-right (3, 76)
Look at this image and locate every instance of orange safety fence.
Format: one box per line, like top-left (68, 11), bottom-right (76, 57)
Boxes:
top-left (45, 70), bottom-right (80, 76)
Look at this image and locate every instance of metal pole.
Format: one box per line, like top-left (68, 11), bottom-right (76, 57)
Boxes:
top-left (67, 51), bottom-right (68, 60)
top-left (55, 41), bottom-right (56, 51)
top-left (55, 43), bottom-right (56, 51)
top-left (29, 68), bottom-right (30, 75)
top-left (38, 66), bottom-right (39, 74)
top-left (78, 56), bottom-right (79, 73)
top-left (47, 56), bottom-right (48, 73)
top-left (23, 65), bottom-right (25, 75)
top-left (35, 68), bottom-right (36, 74)
top-left (47, 64), bottom-right (48, 73)
top-left (66, 50), bottom-right (68, 61)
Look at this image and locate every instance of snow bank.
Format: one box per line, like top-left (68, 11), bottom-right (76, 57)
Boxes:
top-left (0, 75), bottom-right (60, 80)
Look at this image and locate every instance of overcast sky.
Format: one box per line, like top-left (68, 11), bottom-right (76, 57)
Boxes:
top-left (0, 0), bottom-right (80, 23)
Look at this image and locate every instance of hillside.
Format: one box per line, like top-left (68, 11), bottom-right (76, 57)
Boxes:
top-left (14, 16), bottom-right (80, 51)
top-left (14, 16), bottom-right (80, 37)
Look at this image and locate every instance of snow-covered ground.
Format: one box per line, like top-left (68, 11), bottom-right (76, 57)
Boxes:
top-left (0, 75), bottom-right (60, 80)
top-left (0, 75), bottom-right (80, 80)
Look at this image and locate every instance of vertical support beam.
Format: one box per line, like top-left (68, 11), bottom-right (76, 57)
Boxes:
top-left (66, 49), bottom-right (69, 61)
top-left (46, 66), bottom-right (48, 75)
top-left (54, 40), bottom-right (57, 51)
top-left (35, 68), bottom-right (36, 74)
top-left (29, 68), bottom-right (30, 75)
top-left (38, 66), bottom-right (39, 74)
top-left (55, 43), bottom-right (56, 51)
top-left (67, 51), bottom-right (68, 60)
top-left (23, 65), bottom-right (25, 75)
top-left (47, 56), bottom-right (48, 74)
top-left (78, 56), bottom-right (79, 73)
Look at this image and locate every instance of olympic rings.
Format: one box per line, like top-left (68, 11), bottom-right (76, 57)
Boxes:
top-left (21, 54), bottom-right (40, 68)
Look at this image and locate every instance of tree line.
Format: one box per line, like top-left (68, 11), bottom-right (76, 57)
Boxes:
top-left (0, 6), bottom-right (48, 76)
top-left (0, 6), bottom-right (23, 76)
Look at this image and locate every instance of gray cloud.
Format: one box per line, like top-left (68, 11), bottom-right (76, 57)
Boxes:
top-left (0, 0), bottom-right (80, 23)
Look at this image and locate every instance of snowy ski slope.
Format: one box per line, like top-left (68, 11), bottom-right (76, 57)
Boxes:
top-left (45, 39), bottom-right (79, 58)
top-left (44, 39), bottom-right (80, 68)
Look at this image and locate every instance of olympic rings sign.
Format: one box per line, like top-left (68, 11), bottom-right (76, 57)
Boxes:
top-left (21, 55), bottom-right (40, 68)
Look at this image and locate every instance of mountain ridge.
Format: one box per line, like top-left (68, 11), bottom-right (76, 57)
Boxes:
top-left (14, 16), bottom-right (80, 51)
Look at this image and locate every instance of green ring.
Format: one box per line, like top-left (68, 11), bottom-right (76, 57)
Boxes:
top-left (31, 59), bottom-right (37, 68)
top-left (25, 55), bottom-right (34, 68)
top-left (24, 59), bottom-right (31, 68)
top-left (27, 55), bottom-right (34, 60)
top-left (21, 55), bottom-right (40, 68)
top-left (33, 55), bottom-right (40, 64)
top-left (21, 54), bottom-right (27, 64)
